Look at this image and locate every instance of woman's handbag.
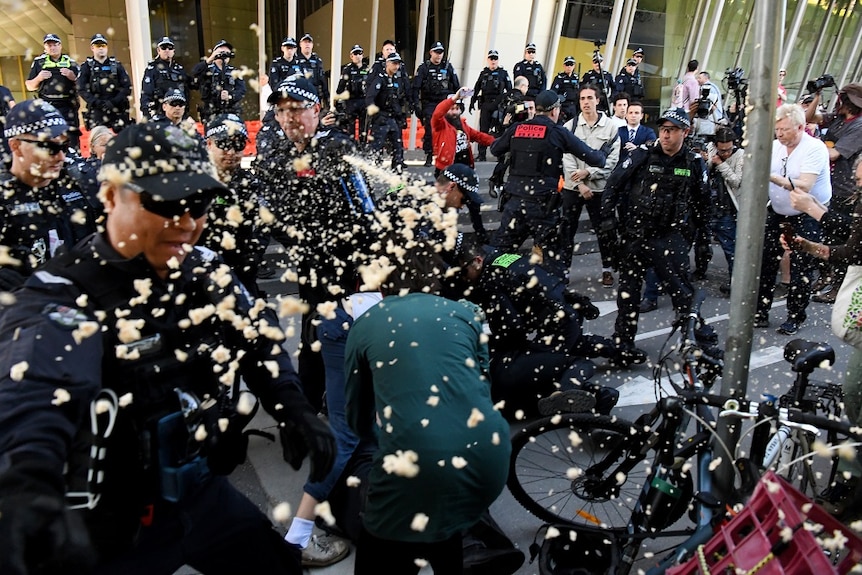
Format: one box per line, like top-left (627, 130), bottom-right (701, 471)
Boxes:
top-left (831, 264), bottom-right (862, 349)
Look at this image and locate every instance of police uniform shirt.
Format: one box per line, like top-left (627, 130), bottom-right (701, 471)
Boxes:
top-left (512, 60), bottom-right (546, 98)
top-left (0, 173), bottom-right (97, 276)
top-left (337, 62), bottom-right (368, 100)
top-left (552, 72), bottom-right (579, 103)
top-left (77, 56), bottom-right (132, 109)
top-left (28, 54), bottom-right (79, 102)
top-left (473, 67), bottom-right (511, 105)
top-left (141, 58), bottom-right (188, 112)
top-left (296, 53), bottom-right (329, 102)
top-left (268, 55), bottom-right (304, 92)
top-left (413, 60), bottom-right (460, 107)
top-left (366, 72), bottom-right (408, 118)
top-left (192, 61), bottom-right (246, 113)
top-left (614, 70), bottom-right (643, 98)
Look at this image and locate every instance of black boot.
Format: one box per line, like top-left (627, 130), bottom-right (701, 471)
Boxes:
top-left (424, 153), bottom-right (433, 167)
top-left (588, 384), bottom-right (620, 415)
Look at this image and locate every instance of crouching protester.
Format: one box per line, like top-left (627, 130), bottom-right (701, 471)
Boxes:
top-left (458, 240), bottom-right (620, 418)
top-left (0, 122), bottom-right (335, 575)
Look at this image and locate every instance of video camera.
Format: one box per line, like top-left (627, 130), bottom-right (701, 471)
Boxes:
top-left (696, 86), bottom-right (712, 119)
top-left (806, 74), bottom-right (835, 94)
top-left (724, 67), bottom-right (748, 92)
top-left (213, 51), bottom-right (235, 61)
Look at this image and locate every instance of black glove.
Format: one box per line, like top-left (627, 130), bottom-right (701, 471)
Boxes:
top-left (599, 216), bottom-right (618, 233)
top-left (0, 466), bottom-right (95, 575)
top-left (469, 99), bottom-right (476, 113)
top-left (564, 291), bottom-right (600, 320)
top-left (694, 238), bottom-right (712, 279)
top-left (599, 136), bottom-right (618, 159)
top-left (280, 410), bottom-right (335, 483)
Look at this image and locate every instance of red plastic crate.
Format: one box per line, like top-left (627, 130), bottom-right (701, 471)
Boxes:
top-left (668, 471), bottom-right (862, 575)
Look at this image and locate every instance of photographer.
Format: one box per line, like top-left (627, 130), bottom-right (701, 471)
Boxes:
top-left (804, 78), bottom-right (862, 302)
top-left (694, 71), bottom-right (724, 137)
top-left (192, 40), bottom-right (246, 126)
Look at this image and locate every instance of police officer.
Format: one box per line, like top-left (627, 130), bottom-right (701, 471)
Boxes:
top-left (201, 114), bottom-right (267, 296)
top-left (631, 47), bottom-right (646, 93)
top-left (366, 52), bottom-right (410, 173)
top-left (0, 121), bottom-right (335, 575)
top-left (489, 89), bottom-right (610, 279)
top-left (77, 33), bottom-right (132, 132)
top-left (0, 100), bottom-right (98, 289)
top-left (459, 241), bottom-right (619, 418)
top-left (268, 37), bottom-right (304, 93)
top-left (513, 42), bottom-right (547, 101)
top-left (335, 44), bottom-right (369, 143)
top-left (470, 49), bottom-right (511, 160)
top-left (140, 36), bottom-right (190, 120)
top-left (614, 58), bottom-right (644, 99)
top-left (552, 56), bottom-right (579, 124)
top-left (153, 88), bottom-right (188, 127)
top-left (192, 39), bottom-right (246, 126)
top-left (600, 108), bottom-right (711, 366)
top-left (582, 56), bottom-right (615, 112)
top-left (297, 34), bottom-right (329, 109)
top-left (412, 41), bottom-right (460, 167)
top-left (25, 33), bottom-right (81, 148)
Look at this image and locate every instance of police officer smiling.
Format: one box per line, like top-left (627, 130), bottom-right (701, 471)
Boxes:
top-left (0, 121), bottom-right (335, 574)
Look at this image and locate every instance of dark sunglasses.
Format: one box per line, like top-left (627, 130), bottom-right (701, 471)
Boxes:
top-left (214, 138), bottom-right (246, 152)
top-left (139, 190), bottom-right (213, 219)
top-left (526, 50), bottom-right (536, 54)
top-left (17, 138), bottom-right (67, 155)
top-left (489, 56), bottom-right (499, 60)
top-left (166, 100), bottom-right (186, 108)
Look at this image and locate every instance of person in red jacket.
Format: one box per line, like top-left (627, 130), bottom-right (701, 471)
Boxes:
top-left (432, 86), bottom-right (495, 176)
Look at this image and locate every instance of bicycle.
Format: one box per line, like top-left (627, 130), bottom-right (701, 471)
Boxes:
top-left (507, 291), bottom-right (859, 573)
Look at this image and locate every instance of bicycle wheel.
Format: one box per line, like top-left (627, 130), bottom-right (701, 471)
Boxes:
top-left (508, 414), bottom-right (693, 530)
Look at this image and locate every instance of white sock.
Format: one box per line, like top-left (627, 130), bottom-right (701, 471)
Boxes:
top-left (284, 517), bottom-right (315, 548)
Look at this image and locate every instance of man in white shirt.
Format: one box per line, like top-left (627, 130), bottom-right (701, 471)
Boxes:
top-left (755, 103), bottom-right (831, 335)
top-left (561, 84), bottom-right (620, 286)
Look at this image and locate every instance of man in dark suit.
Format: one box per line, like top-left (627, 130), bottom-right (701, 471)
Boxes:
top-left (618, 100), bottom-right (656, 160)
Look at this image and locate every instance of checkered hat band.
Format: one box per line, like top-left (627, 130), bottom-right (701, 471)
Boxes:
top-left (443, 168), bottom-right (478, 194)
top-left (4, 117), bottom-right (66, 139)
top-left (278, 84), bottom-right (319, 104)
top-left (205, 124), bottom-right (247, 139)
top-left (107, 158), bottom-right (212, 180)
top-left (663, 110), bottom-right (690, 127)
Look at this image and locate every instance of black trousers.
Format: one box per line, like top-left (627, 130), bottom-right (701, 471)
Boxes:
top-left (92, 477), bottom-right (301, 575)
top-left (614, 231), bottom-right (694, 345)
top-left (477, 101), bottom-right (499, 157)
top-left (354, 525), bottom-right (463, 575)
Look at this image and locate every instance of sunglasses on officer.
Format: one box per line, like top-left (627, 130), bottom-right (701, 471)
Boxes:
top-left (16, 137), bottom-right (67, 156)
top-left (137, 190), bottom-right (214, 219)
top-left (214, 137), bottom-right (246, 152)
top-left (165, 100), bottom-right (186, 108)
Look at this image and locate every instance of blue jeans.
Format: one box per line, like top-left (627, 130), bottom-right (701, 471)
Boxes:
top-left (303, 308), bottom-right (363, 502)
top-left (710, 214), bottom-right (737, 274)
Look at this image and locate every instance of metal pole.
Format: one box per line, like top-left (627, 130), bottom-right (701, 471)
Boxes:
top-left (526, 0), bottom-right (540, 48)
top-left (780, 0), bottom-right (807, 71)
top-left (680, 0), bottom-right (708, 77)
top-left (461, 0), bottom-right (480, 85)
top-left (330, 0), bottom-right (344, 112)
top-left (409, 0), bottom-right (430, 151)
top-left (370, 0), bottom-right (380, 57)
top-left (288, 0), bottom-right (297, 38)
top-left (486, 0), bottom-right (502, 55)
top-left (837, 4), bottom-right (862, 88)
top-left (699, 0), bottom-right (726, 73)
top-left (732, 2), bottom-right (756, 70)
top-left (689, 0), bottom-right (713, 74)
top-left (799, 0), bottom-right (838, 102)
top-left (603, 0), bottom-right (627, 73)
top-left (713, 0), bottom-right (782, 499)
top-left (258, 0), bottom-right (267, 118)
top-left (546, 0), bottom-right (568, 80)
top-left (616, 0), bottom-right (639, 74)
top-left (125, 0), bottom-right (152, 121)
top-left (825, 0), bottom-right (856, 109)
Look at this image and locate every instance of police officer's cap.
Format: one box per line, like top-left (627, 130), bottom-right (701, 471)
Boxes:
top-left (430, 41), bottom-right (445, 53)
top-left (386, 52), bottom-right (403, 63)
top-left (350, 44), bottom-right (363, 55)
top-left (43, 33), bottom-right (61, 44)
top-left (205, 114), bottom-right (249, 141)
top-left (162, 88), bottom-right (187, 105)
top-left (592, 54), bottom-right (602, 64)
top-left (100, 123), bottom-right (226, 200)
top-left (525, 42), bottom-right (537, 51)
top-left (4, 99), bottom-right (68, 140)
top-left (633, 47), bottom-right (645, 56)
top-left (626, 58), bottom-right (638, 66)
top-left (90, 34), bottom-right (108, 46)
top-left (659, 108), bottom-right (691, 129)
top-left (282, 37), bottom-right (297, 47)
top-left (157, 37), bottom-right (175, 49)
top-left (213, 39), bottom-right (233, 52)
top-left (563, 56), bottom-right (575, 65)
top-left (840, 83), bottom-right (862, 108)
top-left (488, 49), bottom-right (499, 58)
top-left (535, 90), bottom-right (562, 112)
top-left (267, 76), bottom-right (320, 105)
top-left (301, 33), bottom-right (314, 43)
top-left (439, 164), bottom-right (482, 206)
